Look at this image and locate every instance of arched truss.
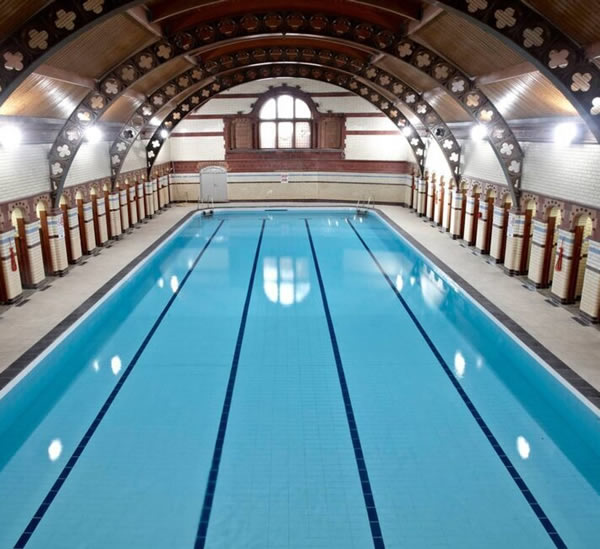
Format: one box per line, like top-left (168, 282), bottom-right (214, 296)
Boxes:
top-left (167, 13), bottom-right (525, 202)
top-left (145, 63), bottom-right (428, 174)
top-left (432, 0), bottom-right (600, 143)
top-left (109, 47), bottom-right (461, 186)
top-left (44, 12), bottom-right (519, 206)
top-left (0, 0), bottom-right (140, 105)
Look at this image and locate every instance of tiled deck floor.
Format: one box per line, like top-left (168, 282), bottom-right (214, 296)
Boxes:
top-left (0, 202), bottom-right (598, 400)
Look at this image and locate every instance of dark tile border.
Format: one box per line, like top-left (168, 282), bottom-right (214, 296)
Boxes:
top-left (0, 211), bottom-right (196, 393)
top-left (374, 208), bottom-right (600, 412)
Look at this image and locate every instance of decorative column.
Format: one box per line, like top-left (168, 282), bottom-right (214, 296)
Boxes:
top-left (144, 180), bottom-right (154, 218)
top-left (580, 240), bottom-right (600, 322)
top-left (0, 229), bottom-right (23, 303)
top-left (95, 195), bottom-right (109, 246)
top-left (119, 187), bottom-right (130, 233)
top-left (137, 181), bottom-right (146, 221)
top-left (426, 173), bottom-right (435, 220)
top-left (64, 206), bottom-right (82, 264)
top-left (463, 191), bottom-right (476, 246)
top-left (128, 183), bottom-right (138, 226)
top-left (79, 200), bottom-right (97, 254)
top-left (23, 219), bottom-right (46, 286)
top-left (490, 205), bottom-right (507, 263)
top-left (449, 188), bottom-right (463, 239)
top-left (433, 177), bottom-right (444, 226)
top-left (475, 199), bottom-right (489, 253)
top-left (152, 178), bottom-right (159, 213)
top-left (108, 192), bottom-right (122, 239)
top-left (410, 172), bottom-right (416, 210)
top-left (527, 219), bottom-right (549, 287)
top-left (550, 229), bottom-right (577, 302)
top-left (45, 208), bottom-right (69, 276)
top-left (503, 211), bottom-right (525, 275)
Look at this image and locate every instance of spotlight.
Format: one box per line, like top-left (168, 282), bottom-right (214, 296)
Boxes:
top-left (160, 129), bottom-right (169, 139)
top-left (150, 117), bottom-right (160, 126)
top-left (84, 126), bottom-right (103, 143)
top-left (470, 124), bottom-right (487, 142)
top-left (0, 124), bottom-right (23, 149)
top-left (402, 126), bottom-right (413, 137)
top-left (553, 122), bottom-right (577, 146)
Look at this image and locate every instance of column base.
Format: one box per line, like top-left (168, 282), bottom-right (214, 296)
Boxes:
top-left (580, 310), bottom-right (599, 324)
top-left (1, 293), bottom-right (24, 305)
top-left (23, 278), bottom-right (48, 290)
top-left (68, 256), bottom-right (83, 265)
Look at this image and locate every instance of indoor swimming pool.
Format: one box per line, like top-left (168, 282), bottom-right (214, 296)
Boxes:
top-left (0, 208), bottom-right (599, 548)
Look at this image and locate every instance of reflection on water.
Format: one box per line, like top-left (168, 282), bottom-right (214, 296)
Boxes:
top-left (454, 351), bottom-right (466, 379)
top-left (517, 436), bottom-right (531, 460)
top-left (92, 360), bottom-right (100, 372)
top-left (263, 257), bottom-right (311, 306)
top-left (395, 274), bottom-right (404, 293)
top-left (111, 356), bottom-right (122, 376)
top-left (157, 277), bottom-right (164, 289)
top-left (48, 439), bottom-right (62, 462)
top-left (420, 266), bottom-right (448, 310)
top-left (170, 275), bottom-right (179, 293)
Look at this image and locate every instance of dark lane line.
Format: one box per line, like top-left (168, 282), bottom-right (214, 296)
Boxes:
top-left (305, 219), bottom-right (385, 549)
top-left (14, 219), bottom-right (226, 549)
top-left (194, 219), bottom-right (266, 549)
top-left (346, 218), bottom-right (566, 549)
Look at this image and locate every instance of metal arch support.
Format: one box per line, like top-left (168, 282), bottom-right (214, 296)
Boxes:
top-left (432, 0), bottom-right (600, 145)
top-left (167, 12), bottom-right (523, 205)
top-left (145, 63), bottom-right (428, 175)
top-left (111, 46), bottom-right (461, 185)
top-left (47, 37), bottom-right (206, 208)
top-left (0, 0), bottom-right (143, 108)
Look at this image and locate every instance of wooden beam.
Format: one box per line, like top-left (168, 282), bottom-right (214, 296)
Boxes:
top-left (475, 61), bottom-right (538, 86)
top-left (408, 5), bottom-right (444, 34)
top-left (347, 0), bottom-right (421, 21)
top-left (34, 65), bottom-right (95, 89)
top-left (127, 5), bottom-right (164, 37)
top-left (150, 0), bottom-right (227, 23)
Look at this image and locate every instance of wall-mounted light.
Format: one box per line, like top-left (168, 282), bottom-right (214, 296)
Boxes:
top-left (402, 126), bottom-right (413, 137)
top-left (150, 117), bottom-right (160, 126)
top-left (553, 122), bottom-right (577, 146)
top-left (160, 129), bottom-right (169, 139)
top-left (470, 124), bottom-right (488, 142)
top-left (84, 126), bottom-right (103, 143)
top-left (0, 124), bottom-right (23, 149)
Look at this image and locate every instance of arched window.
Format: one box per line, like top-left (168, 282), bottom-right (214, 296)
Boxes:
top-left (259, 94), bottom-right (312, 149)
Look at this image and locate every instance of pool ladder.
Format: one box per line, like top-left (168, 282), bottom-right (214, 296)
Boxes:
top-left (199, 195), bottom-right (215, 217)
top-left (356, 196), bottom-right (372, 217)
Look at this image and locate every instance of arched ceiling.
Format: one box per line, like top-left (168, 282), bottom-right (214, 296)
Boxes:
top-left (0, 0), bottom-right (599, 207)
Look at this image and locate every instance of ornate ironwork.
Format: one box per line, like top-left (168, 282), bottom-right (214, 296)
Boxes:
top-left (145, 64), bottom-right (428, 175)
top-left (0, 0), bottom-right (141, 108)
top-left (438, 0), bottom-right (600, 144)
top-left (110, 46), bottom-right (461, 184)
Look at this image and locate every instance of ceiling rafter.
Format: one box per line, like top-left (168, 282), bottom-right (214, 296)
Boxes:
top-left (145, 63), bottom-right (427, 175)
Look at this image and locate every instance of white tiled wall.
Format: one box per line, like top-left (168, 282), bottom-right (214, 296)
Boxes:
top-left (121, 138), bottom-right (147, 172)
top-left (425, 140), bottom-right (453, 182)
top-left (345, 134), bottom-right (410, 161)
top-left (170, 135), bottom-right (225, 161)
top-left (64, 141), bottom-right (111, 188)
top-left (0, 143), bottom-right (50, 202)
top-left (461, 139), bottom-right (506, 183)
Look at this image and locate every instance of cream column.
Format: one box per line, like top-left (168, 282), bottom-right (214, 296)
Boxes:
top-left (426, 174), bottom-right (435, 220)
top-left (119, 189), bottom-right (130, 232)
top-left (46, 209), bottom-right (69, 275)
top-left (449, 188), bottom-right (463, 239)
top-left (83, 202), bottom-right (97, 253)
top-left (550, 229), bottom-right (575, 302)
top-left (108, 193), bottom-right (122, 239)
top-left (416, 176), bottom-right (427, 216)
top-left (527, 220), bottom-right (548, 287)
top-left (152, 179), bottom-right (159, 212)
top-left (129, 185), bottom-right (138, 225)
top-left (580, 240), bottom-right (600, 322)
top-left (489, 206), bottom-right (506, 263)
top-left (145, 181), bottom-right (154, 217)
top-left (66, 207), bottom-right (82, 263)
top-left (0, 229), bottom-right (23, 303)
top-left (137, 183), bottom-right (146, 221)
top-left (503, 212), bottom-right (525, 275)
top-left (475, 199), bottom-right (489, 252)
top-left (463, 193), bottom-right (475, 245)
top-left (24, 220), bottom-right (46, 286)
top-left (442, 183), bottom-right (452, 231)
top-left (96, 196), bottom-right (108, 245)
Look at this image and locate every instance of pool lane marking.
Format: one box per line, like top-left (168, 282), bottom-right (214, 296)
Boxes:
top-left (346, 219), bottom-right (566, 549)
top-left (194, 219), bottom-right (266, 549)
top-left (14, 219), bottom-right (226, 549)
top-left (305, 219), bottom-right (385, 549)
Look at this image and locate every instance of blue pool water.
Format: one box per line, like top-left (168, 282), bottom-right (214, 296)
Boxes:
top-left (0, 208), bottom-right (599, 548)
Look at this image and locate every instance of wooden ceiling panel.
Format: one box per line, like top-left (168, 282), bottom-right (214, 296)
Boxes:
top-left (0, 73), bottom-right (89, 118)
top-left (479, 71), bottom-right (578, 120)
top-left (422, 88), bottom-right (471, 123)
top-left (45, 14), bottom-right (157, 79)
top-left (412, 11), bottom-right (524, 78)
top-left (100, 95), bottom-right (143, 123)
top-left (526, 0), bottom-right (600, 46)
top-left (131, 57), bottom-right (193, 95)
top-left (0, 0), bottom-right (50, 40)
top-left (376, 55), bottom-right (440, 93)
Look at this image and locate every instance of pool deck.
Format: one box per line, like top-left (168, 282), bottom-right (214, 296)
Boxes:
top-left (1, 202), bottom-right (599, 406)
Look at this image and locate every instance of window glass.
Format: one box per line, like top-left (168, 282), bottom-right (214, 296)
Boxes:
top-left (277, 95), bottom-right (294, 118)
top-left (295, 98), bottom-right (311, 118)
top-left (260, 122), bottom-right (276, 148)
top-left (295, 122), bottom-right (311, 148)
top-left (260, 98), bottom-right (276, 120)
top-left (278, 121), bottom-right (293, 148)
